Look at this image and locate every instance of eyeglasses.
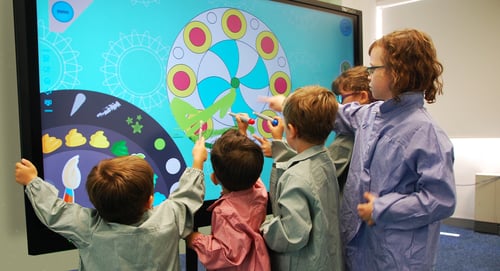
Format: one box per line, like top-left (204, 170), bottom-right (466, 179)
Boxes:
top-left (338, 92), bottom-right (357, 104)
top-left (341, 92), bottom-right (357, 100)
top-left (366, 65), bottom-right (385, 75)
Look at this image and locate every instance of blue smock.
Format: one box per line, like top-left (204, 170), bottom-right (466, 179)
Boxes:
top-left (335, 92), bottom-right (456, 271)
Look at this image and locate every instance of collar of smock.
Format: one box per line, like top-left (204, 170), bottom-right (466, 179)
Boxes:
top-left (284, 144), bottom-right (326, 169)
top-left (379, 92), bottom-right (424, 114)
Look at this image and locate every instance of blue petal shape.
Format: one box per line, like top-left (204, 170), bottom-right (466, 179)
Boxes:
top-left (210, 40), bottom-right (239, 78)
top-left (198, 76), bottom-right (231, 109)
top-left (232, 87), bottom-right (254, 115)
top-left (240, 56), bottom-right (269, 89)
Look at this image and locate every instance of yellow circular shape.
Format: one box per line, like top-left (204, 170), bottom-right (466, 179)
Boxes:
top-left (270, 71), bottom-right (291, 96)
top-left (167, 64), bottom-right (197, 97)
top-left (222, 9), bottom-right (247, 40)
top-left (183, 21), bottom-right (212, 54)
top-left (256, 31), bottom-right (279, 60)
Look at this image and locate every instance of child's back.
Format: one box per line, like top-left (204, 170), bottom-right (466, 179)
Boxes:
top-left (266, 144), bottom-right (342, 271)
top-left (187, 128), bottom-right (270, 271)
top-left (15, 138), bottom-right (207, 271)
top-left (261, 85), bottom-right (343, 271)
top-left (69, 167), bottom-right (203, 270)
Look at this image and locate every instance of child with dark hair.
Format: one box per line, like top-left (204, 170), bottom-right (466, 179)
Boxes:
top-left (15, 137), bottom-right (207, 271)
top-left (186, 123), bottom-right (270, 271)
top-left (210, 129), bottom-right (264, 192)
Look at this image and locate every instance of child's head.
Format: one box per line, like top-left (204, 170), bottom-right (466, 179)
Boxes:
top-left (368, 28), bottom-right (443, 103)
top-left (210, 129), bottom-right (263, 192)
top-left (282, 85), bottom-right (338, 145)
top-left (86, 155), bottom-right (154, 225)
top-left (331, 66), bottom-right (374, 104)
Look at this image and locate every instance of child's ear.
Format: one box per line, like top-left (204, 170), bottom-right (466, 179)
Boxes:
top-left (287, 123), bottom-right (298, 139)
top-left (359, 91), bottom-right (371, 104)
top-left (210, 172), bottom-right (219, 185)
top-left (145, 195), bottom-right (154, 210)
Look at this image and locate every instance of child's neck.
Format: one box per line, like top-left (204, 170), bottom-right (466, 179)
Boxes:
top-left (221, 186), bottom-right (231, 195)
top-left (293, 139), bottom-right (316, 154)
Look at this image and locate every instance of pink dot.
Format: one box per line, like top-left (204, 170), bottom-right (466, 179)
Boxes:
top-left (173, 71), bottom-right (190, 91)
top-left (227, 15), bottom-right (242, 33)
top-left (274, 77), bottom-right (288, 94)
top-left (262, 120), bottom-right (271, 133)
top-left (261, 36), bottom-right (275, 54)
top-left (189, 27), bottom-right (206, 47)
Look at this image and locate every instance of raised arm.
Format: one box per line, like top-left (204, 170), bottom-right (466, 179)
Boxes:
top-left (15, 158), bottom-right (93, 248)
top-left (167, 137), bottom-right (207, 237)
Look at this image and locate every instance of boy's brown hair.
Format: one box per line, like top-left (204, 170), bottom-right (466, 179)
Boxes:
top-left (210, 129), bottom-right (263, 192)
top-left (283, 85), bottom-right (338, 145)
top-left (86, 155), bottom-right (154, 225)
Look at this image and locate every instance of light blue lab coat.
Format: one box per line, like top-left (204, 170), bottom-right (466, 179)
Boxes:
top-left (335, 92), bottom-right (456, 271)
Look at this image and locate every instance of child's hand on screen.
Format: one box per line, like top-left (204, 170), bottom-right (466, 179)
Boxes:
top-left (15, 158), bottom-right (38, 186)
top-left (192, 137), bottom-right (207, 170)
top-left (258, 95), bottom-right (286, 112)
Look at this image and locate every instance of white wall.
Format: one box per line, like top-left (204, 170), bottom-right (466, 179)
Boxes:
top-left (378, 0), bottom-right (500, 220)
top-left (379, 0), bottom-right (500, 137)
top-left (451, 139), bottom-right (500, 219)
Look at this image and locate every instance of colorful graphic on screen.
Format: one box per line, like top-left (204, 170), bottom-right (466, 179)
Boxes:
top-left (166, 8), bottom-right (291, 146)
top-left (41, 90), bottom-right (183, 207)
top-left (36, 0), bottom-right (356, 204)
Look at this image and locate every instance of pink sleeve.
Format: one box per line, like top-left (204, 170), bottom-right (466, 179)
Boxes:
top-left (190, 209), bottom-right (253, 269)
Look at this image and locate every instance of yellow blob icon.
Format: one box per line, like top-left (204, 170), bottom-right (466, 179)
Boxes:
top-left (42, 134), bottom-right (62, 154)
top-left (89, 130), bottom-right (110, 149)
top-left (65, 128), bottom-right (87, 147)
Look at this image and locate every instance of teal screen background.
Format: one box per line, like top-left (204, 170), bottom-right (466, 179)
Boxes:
top-left (36, 0), bottom-right (358, 202)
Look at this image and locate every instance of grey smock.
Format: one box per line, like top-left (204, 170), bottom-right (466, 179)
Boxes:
top-left (261, 142), bottom-right (344, 271)
top-left (24, 167), bottom-right (205, 271)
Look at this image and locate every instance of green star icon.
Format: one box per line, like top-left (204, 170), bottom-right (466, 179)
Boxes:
top-left (131, 121), bottom-right (143, 134)
top-left (126, 117), bottom-right (133, 125)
